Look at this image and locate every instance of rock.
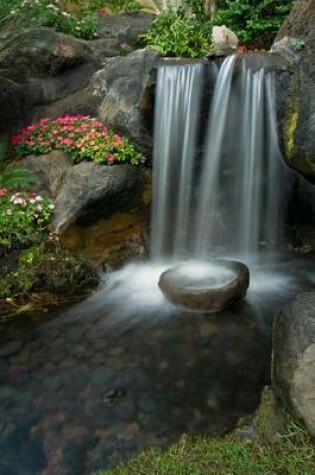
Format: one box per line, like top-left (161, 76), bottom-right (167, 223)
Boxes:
top-left (0, 26), bottom-right (95, 80)
top-left (272, 292), bottom-right (315, 437)
top-left (274, 0), bottom-right (315, 182)
top-left (158, 260), bottom-right (249, 313)
top-left (89, 38), bottom-right (123, 62)
top-left (0, 26), bottom-right (97, 135)
top-left (23, 151), bottom-right (146, 231)
top-left (0, 341), bottom-right (22, 358)
top-left (97, 13), bottom-right (154, 46)
top-left (98, 50), bottom-right (159, 154)
top-left (212, 26), bottom-right (239, 53)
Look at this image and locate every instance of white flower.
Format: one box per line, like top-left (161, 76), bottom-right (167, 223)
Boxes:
top-left (13, 198), bottom-right (23, 205)
top-left (6, 209), bottom-right (13, 215)
top-left (36, 205), bottom-right (43, 212)
top-left (48, 204), bottom-right (55, 209)
top-left (35, 196), bottom-right (43, 202)
top-left (30, 198), bottom-right (36, 204)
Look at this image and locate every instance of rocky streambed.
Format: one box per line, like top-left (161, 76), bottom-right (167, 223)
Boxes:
top-left (0, 256), bottom-right (313, 474)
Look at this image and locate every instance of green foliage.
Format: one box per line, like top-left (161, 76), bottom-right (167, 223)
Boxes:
top-left (0, 141), bottom-right (35, 190)
top-left (140, 9), bottom-right (212, 58)
top-left (11, 115), bottom-right (146, 166)
top-left (0, 190), bottom-right (54, 248)
top-left (8, 0), bottom-right (98, 39)
top-left (0, 0), bottom-right (142, 38)
top-left (0, 244), bottom-right (99, 299)
top-left (215, 0), bottom-right (295, 46)
top-left (87, 0), bottom-right (141, 14)
top-left (100, 421), bottom-right (315, 475)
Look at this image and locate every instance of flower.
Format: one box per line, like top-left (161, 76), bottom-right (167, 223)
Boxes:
top-left (0, 189), bottom-right (7, 197)
top-left (6, 209), bottom-right (13, 215)
top-left (48, 204), bottom-right (55, 209)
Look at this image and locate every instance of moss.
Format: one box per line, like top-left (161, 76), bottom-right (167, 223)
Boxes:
top-left (284, 73), bottom-right (299, 161)
top-left (0, 245), bottom-right (99, 304)
top-left (98, 419), bottom-right (314, 475)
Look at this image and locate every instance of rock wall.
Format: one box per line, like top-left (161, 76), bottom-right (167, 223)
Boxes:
top-left (274, 0), bottom-right (315, 182)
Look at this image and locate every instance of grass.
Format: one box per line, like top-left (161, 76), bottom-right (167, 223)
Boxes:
top-left (99, 421), bottom-right (315, 475)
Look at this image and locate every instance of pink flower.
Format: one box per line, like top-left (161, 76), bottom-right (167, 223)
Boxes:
top-left (62, 138), bottom-right (74, 146)
top-left (26, 125), bottom-right (37, 132)
top-left (11, 135), bottom-right (24, 145)
top-left (0, 188), bottom-right (7, 196)
top-left (39, 118), bottom-right (49, 125)
top-left (107, 154), bottom-right (115, 164)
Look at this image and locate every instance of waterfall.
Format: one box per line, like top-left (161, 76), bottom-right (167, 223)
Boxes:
top-left (151, 62), bottom-right (203, 260)
top-left (151, 56), bottom-right (287, 264)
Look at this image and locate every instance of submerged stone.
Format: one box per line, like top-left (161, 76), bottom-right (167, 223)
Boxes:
top-left (158, 260), bottom-right (249, 313)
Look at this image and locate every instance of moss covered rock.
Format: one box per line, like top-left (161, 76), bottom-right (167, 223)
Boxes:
top-left (275, 1), bottom-right (315, 182)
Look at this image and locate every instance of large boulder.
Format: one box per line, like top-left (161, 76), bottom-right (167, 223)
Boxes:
top-left (0, 26), bottom-right (97, 134)
top-left (22, 152), bottom-right (149, 262)
top-left (98, 50), bottom-right (159, 154)
top-left (274, 0), bottom-right (315, 182)
top-left (272, 292), bottom-right (315, 437)
top-left (23, 151), bottom-right (146, 229)
top-left (0, 26), bottom-right (96, 79)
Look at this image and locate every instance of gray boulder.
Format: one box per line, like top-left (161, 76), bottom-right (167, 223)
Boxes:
top-left (98, 50), bottom-right (159, 154)
top-left (97, 12), bottom-right (153, 46)
top-left (0, 26), bottom-right (97, 134)
top-left (274, 0), bottom-right (315, 182)
top-left (272, 292), bottom-right (315, 437)
top-left (23, 151), bottom-right (146, 232)
top-left (0, 26), bottom-right (96, 79)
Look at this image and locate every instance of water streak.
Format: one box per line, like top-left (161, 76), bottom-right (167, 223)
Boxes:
top-left (151, 55), bottom-right (288, 265)
top-left (150, 63), bottom-right (203, 259)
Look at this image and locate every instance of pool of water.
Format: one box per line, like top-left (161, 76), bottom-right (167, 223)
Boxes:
top-left (0, 255), bottom-right (314, 474)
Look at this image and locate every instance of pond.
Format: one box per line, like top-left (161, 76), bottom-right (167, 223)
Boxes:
top-left (0, 255), bottom-right (314, 474)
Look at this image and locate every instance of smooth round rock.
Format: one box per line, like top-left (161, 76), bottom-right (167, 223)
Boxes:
top-left (158, 260), bottom-right (249, 313)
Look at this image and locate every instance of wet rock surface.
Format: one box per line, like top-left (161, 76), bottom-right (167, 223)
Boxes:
top-left (159, 260), bottom-right (249, 312)
top-left (272, 291), bottom-right (315, 437)
top-left (275, 0), bottom-right (315, 182)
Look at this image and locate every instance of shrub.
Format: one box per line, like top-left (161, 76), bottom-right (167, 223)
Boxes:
top-left (214, 0), bottom-right (295, 47)
top-left (140, 9), bottom-right (212, 58)
top-left (0, 141), bottom-right (35, 190)
top-left (7, 0), bottom-right (98, 39)
top-left (11, 115), bottom-right (146, 166)
top-left (0, 245), bottom-right (99, 299)
top-left (2, 0), bottom-right (142, 38)
top-left (0, 189), bottom-right (54, 248)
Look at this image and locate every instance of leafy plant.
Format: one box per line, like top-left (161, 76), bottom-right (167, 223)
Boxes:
top-left (5, 0), bottom-right (98, 39)
top-left (140, 9), bottom-right (212, 58)
top-left (86, 0), bottom-right (141, 14)
top-left (1, 0), bottom-right (143, 38)
top-left (0, 190), bottom-right (55, 248)
top-left (214, 0), bottom-right (295, 47)
top-left (0, 141), bottom-right (35, 189)
top-left (11, 115), bottom-right (146, 166)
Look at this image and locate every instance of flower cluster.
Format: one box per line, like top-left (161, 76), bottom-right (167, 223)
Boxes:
top-left (0, 190), bottom-right (55, 248)
top-left (11, 115), bottom-right (146, 166)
